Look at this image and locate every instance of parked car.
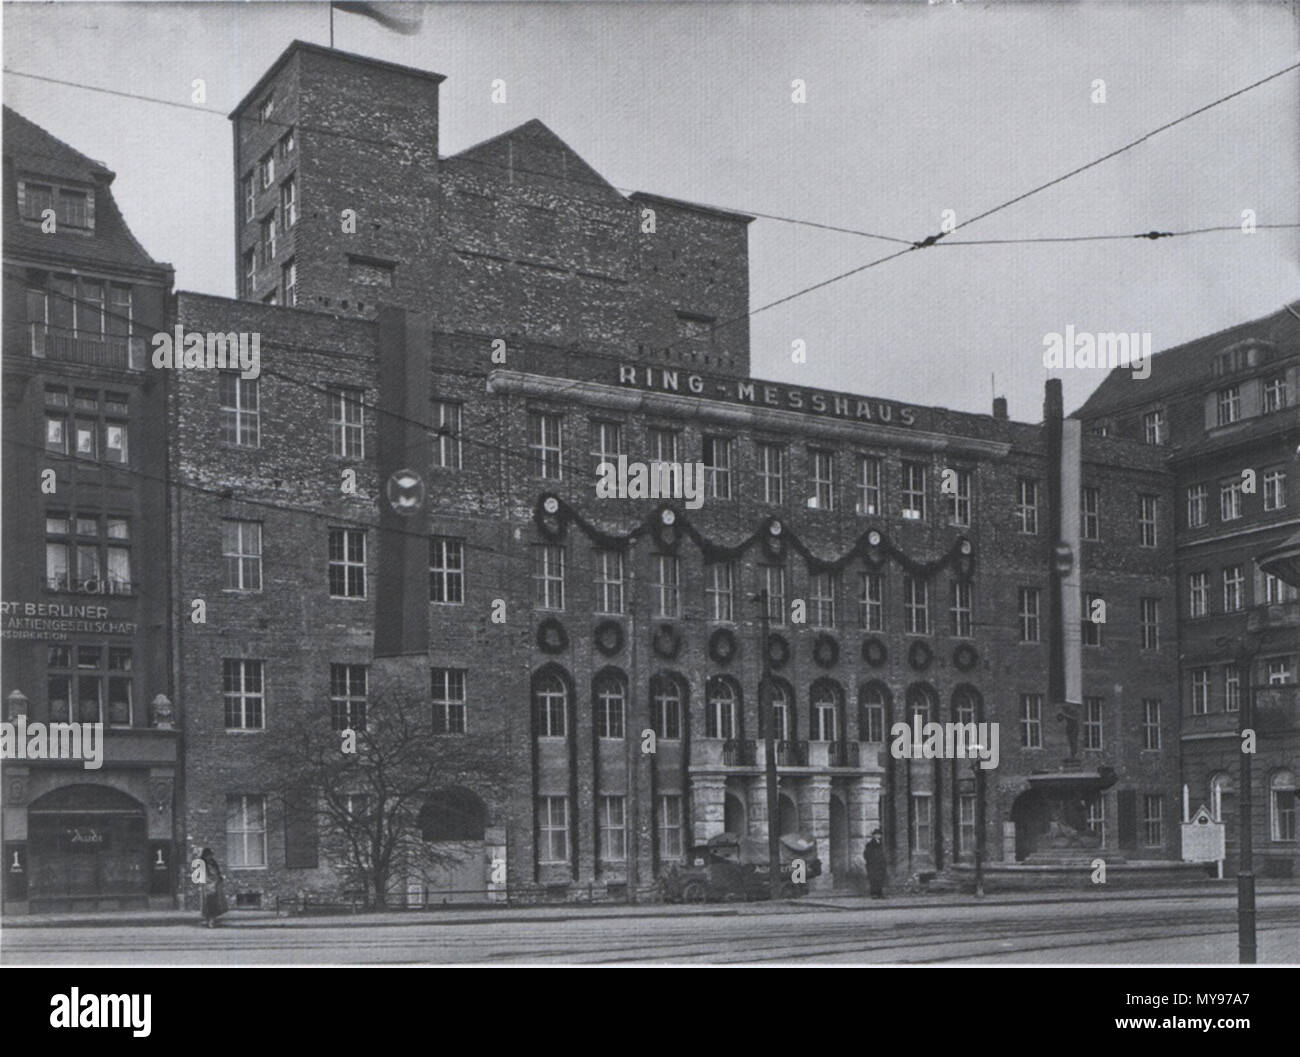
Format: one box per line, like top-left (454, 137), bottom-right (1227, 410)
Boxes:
top-left (663, 832), bottom-right (821, 903)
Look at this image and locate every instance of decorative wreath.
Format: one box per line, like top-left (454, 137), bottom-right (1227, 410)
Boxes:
top-left (953, 643), bottom-right (979, 672)
top-left (708, 628), bottom-right (738, 665)
top-left (812, 632), bottom-right (839, 669)
top-left (652, 622), bottom-right (682, 660)
top-left (761, 518), bottom-right (785, 561)
top-left (861, 637), bottom-right (887, 668)
top-left (650, 506), bottom-right (682, 552)
top-left (534, 495), bottom-right (566, 541)
top-left (862, 529), bottom-right (887, 569)
top-left (954, 536), bottom-right (975, 579)
top-left (766, 633), bottom-right (791, 670)
top-left (908, 639), bottom-right (934, 671)
top-left (594, 619), bottom-right (624, 657)
top-left (536, 617), bottom-right (569, 654)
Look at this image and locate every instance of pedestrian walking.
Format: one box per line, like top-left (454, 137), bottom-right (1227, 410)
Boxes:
top-left (198, 847), bottom-right (229, 928)
top-left (863, 829), bottom-right (887, 900)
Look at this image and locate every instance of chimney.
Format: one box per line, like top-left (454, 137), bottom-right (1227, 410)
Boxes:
top-left (1044, 377), bottom-right (1063, 423)
top-left (992, 396), bottom-right (1008, 420)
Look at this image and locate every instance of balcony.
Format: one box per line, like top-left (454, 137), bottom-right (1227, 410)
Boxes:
top-left (46, 576), bottom-right (135, 596)
top-left (29, 324), bottom-right (146, 371)
top-left (776, 739), bottom-right (808, 766)
top-left (828, 740), bottom-right (859, 768)
top-left (723, 738), bottom-right (756, 766)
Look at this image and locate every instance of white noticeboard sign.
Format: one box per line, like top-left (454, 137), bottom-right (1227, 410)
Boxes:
top-left (1181, 805), bottom-right (1226, 863)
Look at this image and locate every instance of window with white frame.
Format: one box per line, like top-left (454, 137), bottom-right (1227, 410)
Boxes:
top-left (431, 668), bottom-right (467, 734)
top-left (811, 450), bottom-right (835, 510)
top-left (1142, 794), bottom-right (1163, 847)
top-left (959, 794), bottom-right (976, 857)
top-left (223, 659), bottom-right (264, 730)
top-left (1220, 480), bottom-right (1243, 521)
top-left (532, 544), bottom-right (565, 610)
top-left (281, 259), bottom-right (296, 306)
top-left (1143, 409), bottom-right (1165, 445)
top-left (706, 679), bottom-right (738, 739)
top-left (595, 549), bottom-right (625, 614)
top-left (911, 793), bottom-right (932, 854)
top-left (811, 686), bottom-right (839, 741)
top-left (659, 795), bottom-right (683, 859)
top-left (1082, 592), bottom-right (1103, 646)
top-left (1190, 668), bottom-right (1210, 715)
top-left (280, 176), bottom-right (297, 229)
top-left (653, 554), bottom-right (679, 618)
top-left (1083, 696), bottom-right (1103, 750)
top-left (763, 566), bottom-right (786, 625)
top-left (432, 401), bottom-right (463, 469)
top-left (1263, 571), bottom-right (1296, 605)
top-left (1266, 657), bottom-right (1296, 685)
top-left (258, 150), bottom-right (275, 188)
top-left (706, 561), bottom-right (736, 622)
top-left (1138, 494), bottom-right (1158, 547)
top-left (859, 571), bottom-right (884, 631)
top-left (1087, 794), bottom-right (1106, 845)
top-left (428, 536), bottom-right (464, 604)
top-left (1020, 694), bottom-right (1042, 748)
top-left (1082, 486), bottom-right (1100, 540)
top-left (329, 663), bottom-right (367, 732)
top-left (590, 419), bottom-right (623, 475)
top-left (1188, 572), bottom-right (1208, 618)
top-left (809, 570), bottom-right (836, 627)
top-left (856, 455), bottom-right (881, 516)
top-left (594, 674), bottom-right (625, 740)
top-left (648, 426), bottom-right (680, 466)
top-left (1263, 470), bottom-right (1287, 511)
top-left (219, 374), bottom-right (259, 447)
top-left (950, 580), bottom-right (972, 637)
top-left (903, 574), bottom-right (928, 634)
top-left (534, 674), bottom-right (567, 738)
top-left (1224, 666), bottom-right (1241, 712)
top-left (902, 461), bottom-right (926, 520)
top-left (599, 795), bottom-right (627, 861)
top-left (758, 442), bottom-right (785, 504)
top-left (1216, 385), bottom-right (1240, 426)
top-left (651, 677), bottom-right (681, 740)
top-left (1263, 375), bottom-right (1288, 414)
top-left (1016, 478), bottom-right (1038, 534)
top-left (1142, 699), bottom-right (1162, 750)
top-left (1271, 771), bottom-right (1296, 841)
top-left (328, 528), bottom-right (366, 598)
top-left (1140, 598), bottom-right (1159, 650)
top-left (227, 794), bottom-right (268, 868)
top-left (260, 212), bottom-right (276, 260)
top-left (1223, 565), bottom-right (1244, 612)
top-left (859, 685), bottom-right (885, 742)
top-left (528, 412), bottom-right (563, 479)
top-left (1187, 484), bottom-right (1208, 528)
top-left (538, 797), bottom-right (569, 863)
top-left (328, 386), bottom-right (365, 458)
top-left (769, 681), bottom-right (791, 741)
top-left (243, 174), bottom-right (255, 222)
top-left (703, 435), bottom-right (733, 499)
top-left (946, 468), bottom-right (971, 527)
top-left (1018, 587), bottom-right (1041, 643)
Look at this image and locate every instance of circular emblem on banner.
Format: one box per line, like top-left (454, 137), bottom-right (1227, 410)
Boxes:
top-left (770, 519), bottom-right (783, 536)
top-left (386, 469), bottom-right (425, 515)
top-left (867, 530), bottom-right (882, 547)
top-left (543, 496), bottom-right (560, 515)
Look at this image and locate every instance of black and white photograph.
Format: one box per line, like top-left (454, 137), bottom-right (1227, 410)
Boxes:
top-left (1, 0), bottom-right (1298, 1009)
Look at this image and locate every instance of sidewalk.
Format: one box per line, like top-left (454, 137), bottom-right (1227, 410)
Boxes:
top-left (5, 881), bottom-right (1296, 930)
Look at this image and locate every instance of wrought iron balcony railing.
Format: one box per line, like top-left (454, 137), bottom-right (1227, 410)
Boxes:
top-left (29, 323), bottom-right (146, 370)
top-left (722, 738), bottom-right (756, 766)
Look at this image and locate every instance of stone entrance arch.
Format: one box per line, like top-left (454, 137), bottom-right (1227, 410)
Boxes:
top-left (411, 787), bottom-right (489, 905)
top-left (27, 784), bottom-right (148, 908)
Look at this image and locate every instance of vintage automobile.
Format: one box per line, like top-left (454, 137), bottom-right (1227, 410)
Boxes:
top-left (662, 832), bottom-right (822, 903)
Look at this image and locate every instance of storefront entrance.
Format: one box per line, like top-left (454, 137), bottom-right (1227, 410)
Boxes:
top-left (27, 784), bottom-right (150, 910)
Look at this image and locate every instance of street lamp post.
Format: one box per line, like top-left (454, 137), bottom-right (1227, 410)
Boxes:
top-left (1238, 670), bottom-right (1256, 964)
top-left (754, 589), bottom-right (781, 902)
top-left (972, 753), bottom-right (986, 898)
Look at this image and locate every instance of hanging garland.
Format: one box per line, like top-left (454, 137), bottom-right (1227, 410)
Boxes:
top-left (812, 633), bottom-right (840, 669)
top-left (862, 637), bottom-right (887, 668)
top-left (536, 617), bottom-right (569, 654)
top-left (708, 628), bottom-right (738, 665)
top-left (594, 619), bottom-right (624, 657)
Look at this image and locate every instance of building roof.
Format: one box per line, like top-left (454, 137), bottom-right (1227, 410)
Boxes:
top-left (1073, 303), bottom-right (1300, 419)
top-left (3, 106), bottom-right (172, 277)
top-left (445, 118), bottom-right (625, 203)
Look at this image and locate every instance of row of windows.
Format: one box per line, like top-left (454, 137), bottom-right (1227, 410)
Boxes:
top-left (1188, 658), bottom-right (1297, 715)
top-left (1207, 771), bottom-right (1298, 842)
top-left (217, 377), bottom-right (359, 452)
top-left (1214, 376), bottom-right (1291, 426)
top-left (1187, 567), bottom-right (1297, 617)
top-left (44, 643), bottom-right (134, 725)
top-left (44, 386), bottom-right (129, 464)
top-left (1186, 472), bottom-right (1288, 528)
top-left (19, 179), bottom-right (91, 229)
top-left (44, 512), bottom-right (132, 595)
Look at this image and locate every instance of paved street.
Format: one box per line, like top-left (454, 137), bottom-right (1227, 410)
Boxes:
top-left (4, 891), bottom-right (1298, 965)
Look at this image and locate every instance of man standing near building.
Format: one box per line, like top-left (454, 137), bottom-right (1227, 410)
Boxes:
top-left (863, 830), bottom-right (887, 900)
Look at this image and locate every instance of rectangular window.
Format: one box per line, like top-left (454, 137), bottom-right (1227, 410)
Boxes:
top-left (1216, 385), bottom-right (1240, 426)
top-left (1263, 470), bottom-right (1287, 512)
top-left (1140, 598), bottom-right (1160, 650)
top-left (1263, 375), bottom-right (1288, 414)
top-left (328, 528), bottom-right (367, 598)
top-left (219, 374), bottom-right (260, 447)
top-left (811, 696), bottom-right (837, 742)
top-left (652, 682), bottom-right (681, 741)
top-left (1220, 480), bottom-right (1243, 521)
top-left (758, 443), bottom-right (785, 505)
top-left (653, 554), bottom-right (680, 618)
top-left (259, 150), bottom-right (275, 189)
top-left (1082, 592), bottom-right (1103, 646)
top-left (648, 427), bottom-right (680, 467)
top-left (658, 795), bottom-right (683, 860)
top-left (1138, 494), bottom-right (1158, 547)
top-left (856, 455), bottom-right (882, 516)
top-left (1143, 409), bottom-right (1165, 445)
top-left (903, 574), bottom-right (928, 634)
top-left (57, 188), bottom-right (88, 229)
top-left (902, 461), bottom-right (926, 520)
top-left (809, 571), bottom-right (836, 628)
top-left (595, 680), bottom-right (624, 740)
top-left (243, 249), bottom-right (256, 298)
top-left (1087, 795), bottom-right (1106, 846)
top-left (703, 436), bottom-right (733, 499)
top-left (1224, 666), bottom-right (1241, 713)
top-left (1263, 572), bottom-right (1295, 605)
top-left (106, 648), bottom-right (132, 726)
top-left (959, 794), bottom-right (976, 857)
top-left (74, 417), bottom-right (97, 460)
top-left (706, 562), bottom-right (735, 622)
top-left (431, 668), bottom-right (467, 734)
top-left (1016, 478), bottom-right (1038, 534)
top-left (328, 386), bottom-right (365, 458)
top-left (45, 541), bottom-right (69, 590)
top-left (282, 260), bottom-right (296, 306)
top-left (947, 468), bottom-right (971, 527)
top-left (950, 580), bottom-right (972, 637)
top-left (1142, 699), bottom-right (1162, 750)
top-left (1266, 658), bottom-right (1295, 685)
top-left (538, 797), bottom-right (569, 864)
top-left (24, 181), bottom-right (54, 221)
top-left (859, 571), bottom-right (884, 632)
top-left (432, 400), bottom-right (463, 469)
top-left (911, 794), bottom-right (932, 854)
top-left (811, 450), bottom-right (835, 511)
top-left (428, 536), bottom-right (464, 604)
top-left (260, 212), bottom-right (276, 261)
top-left (243, 174), bottom-right (256, 221)
top-left (1188, 572), bottom-right (1208, 618)
top-left (599, 796), bottom-right (627, 862)
top-left (1142, 795), bottom-right (1163, 847)
top-left (590, 419), bottom-right (624, 475)
top-left (1187, 484), bottom-right (1208, 528)
top-left (104, 419), bottom-right (128, 464)
top-left (1223, 566), bottom-right (1244, 612)
top-left (223, 520), bottom-right (263, 592)
top-left (1083, 697), bottom-right (1103, 751)
top-left (1190, 669), bottom-right (1211, 716)
top-left (528, 412), bottom-right (563, 479)
top-left (45, 412), bottom-right (68, 455)
top-left (280, 176), bottom-right (297, 229)
top-left (329, 663), bottom-right (367, 732)
top-left (595, 549), bottom-right (625, 615)
top-left (227, 794), bottom-right (268, 868)
top-left (1018, 587), bottom-right (1041, 643)
top-left (223, 659), bottom-right (265, 730)
top-left (1020, 694), bottom-right (1042, 748)
top-left (763, 566), bottom-right (786, 625)
top-left (279, 128), bottom-right (295, 157)
top-left (533, 544), bottom-right (565, 611)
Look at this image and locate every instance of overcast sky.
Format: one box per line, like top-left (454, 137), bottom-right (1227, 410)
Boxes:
top-left (5, 1), bottom-right (1298, 420)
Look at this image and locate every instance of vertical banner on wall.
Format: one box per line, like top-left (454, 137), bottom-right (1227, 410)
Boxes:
top-left (375, 307), bottom-right (432, 659)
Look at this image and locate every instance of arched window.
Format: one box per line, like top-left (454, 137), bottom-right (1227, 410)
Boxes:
top-left (534, 672), bottom-right (567, 738)
top-left (953, 686), bottom-right (979, 726)
top-left (764, 679), bottom-right (793, 741)
top-left (811, 681), bottom-right (842, 742)
top-left (858, 682), bottom-right (888, 742)
top-left (706, 677), bottom-right (738, 739)
top-left (905, 684), bottom-right (937, 752)
top-left (651, 675), bottom-right (682, 740)
top-left (1271, 770), bottom-right (1296, 842)
top-left (593, 671), bottom-right (625, 740)
top-left (1210, 772), bottom-right (1232, 823)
